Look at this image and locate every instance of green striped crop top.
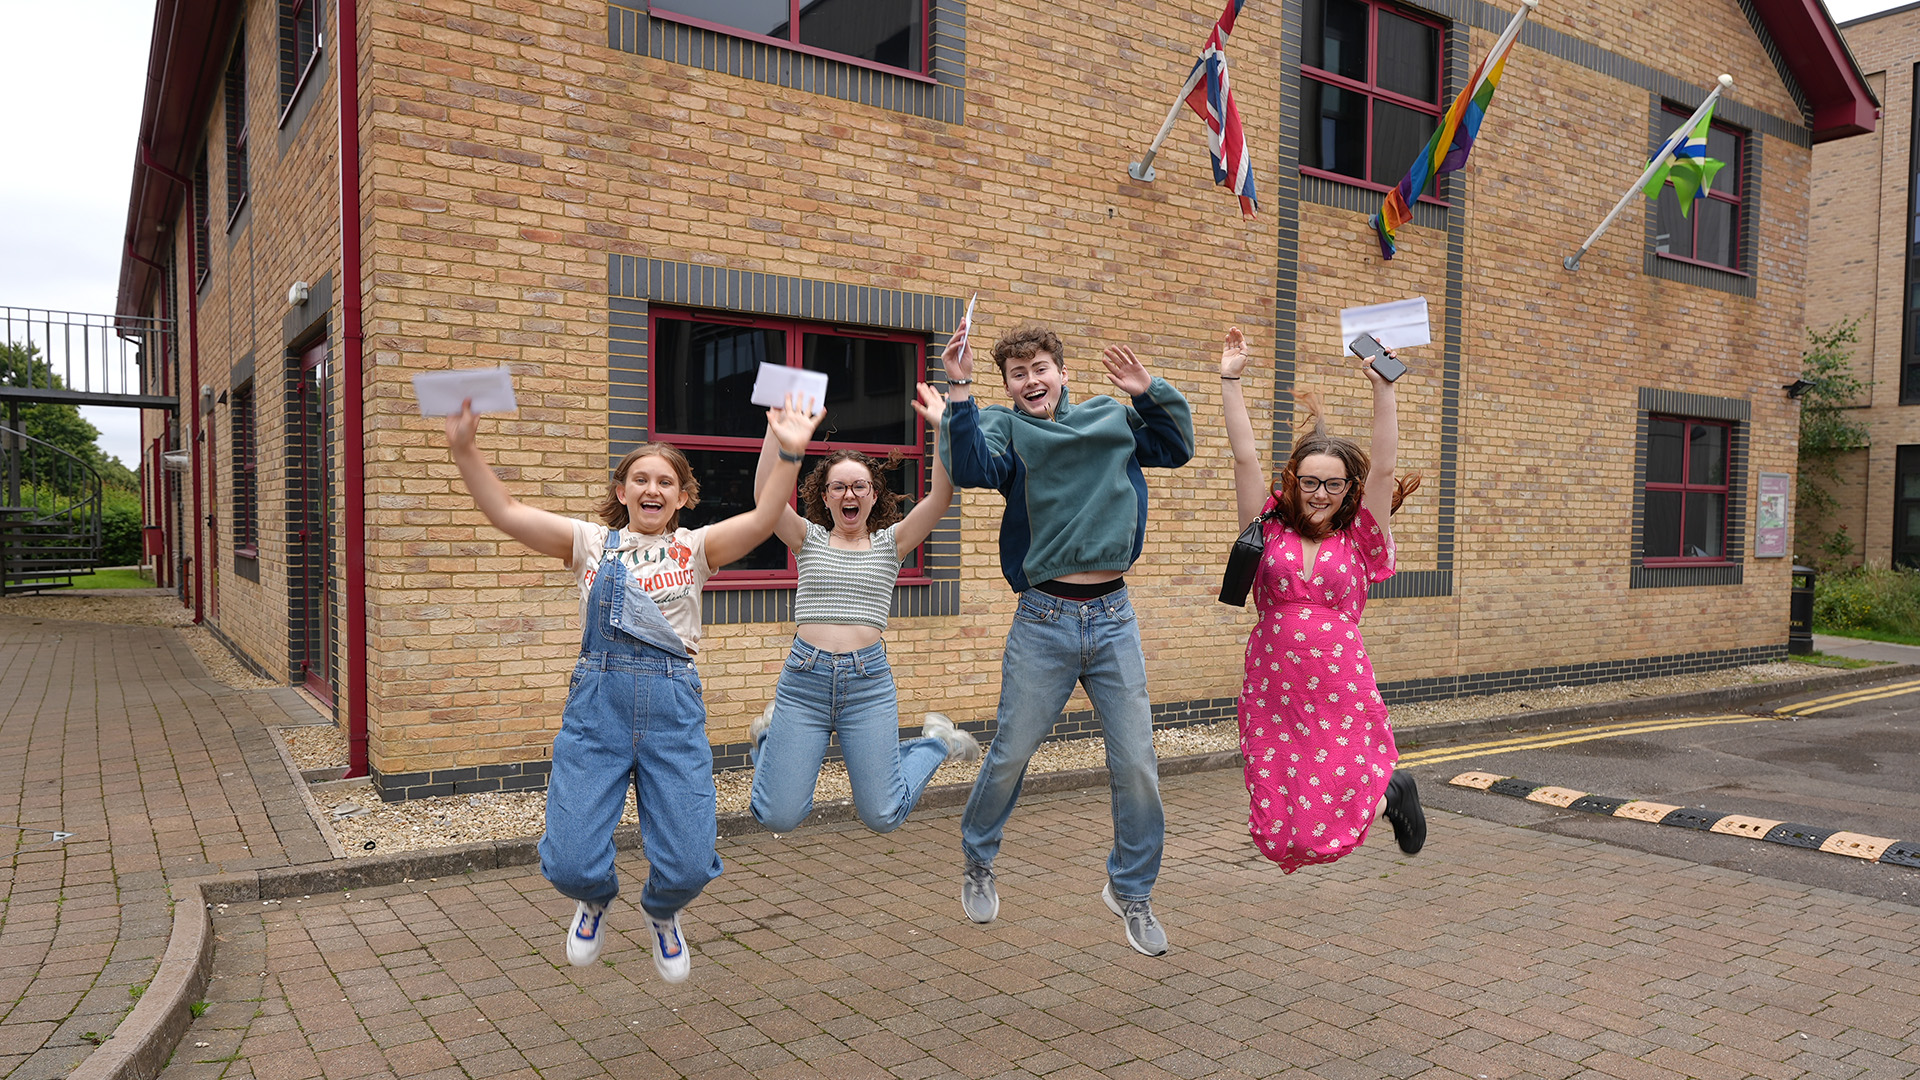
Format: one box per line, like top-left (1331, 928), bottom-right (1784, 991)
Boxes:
top-left (793, 522), bottom-right (903, 630)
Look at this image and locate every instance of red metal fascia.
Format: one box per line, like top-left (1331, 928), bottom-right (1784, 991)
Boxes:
top-left (339, 0), bottom-right (370, 778)
top-left (1747, 0), bottom-right (1878, 142)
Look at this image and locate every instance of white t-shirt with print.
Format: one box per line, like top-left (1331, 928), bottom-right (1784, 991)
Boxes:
top-left (571, 521), bottom-right (714, 655)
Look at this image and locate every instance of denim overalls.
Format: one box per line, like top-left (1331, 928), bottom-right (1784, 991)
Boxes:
top-left (538, 530), bottom-right (722, 920)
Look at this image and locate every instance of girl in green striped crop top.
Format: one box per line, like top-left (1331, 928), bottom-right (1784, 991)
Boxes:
top-left (745, 378), bottom-right (978, 836)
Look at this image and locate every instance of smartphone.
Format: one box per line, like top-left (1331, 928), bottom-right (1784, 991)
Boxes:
top-left (1348, 332), bottom-right (1407, 382)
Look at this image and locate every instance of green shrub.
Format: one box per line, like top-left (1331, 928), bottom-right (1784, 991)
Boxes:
top-left (1813, 565), bottom-right (1920, 636)
top-left (99, 488), bottom-right (142, 567)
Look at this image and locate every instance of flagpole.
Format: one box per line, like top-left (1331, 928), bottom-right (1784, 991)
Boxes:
top-left (1467, 0), bottom-right (1538, 105)
top-left (1130, 62), bottom-right (1208, 182)
top-left (1563, 74), bottom-right (1733, 271)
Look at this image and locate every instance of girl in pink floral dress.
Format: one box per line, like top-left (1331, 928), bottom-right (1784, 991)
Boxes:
top-left (1218, 327), bottom-right (1425, 871)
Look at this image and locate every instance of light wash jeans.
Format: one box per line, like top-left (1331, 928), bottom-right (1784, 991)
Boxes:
top-left (961, 587), bottom-right (1164, 900)
top-left (750, 638), bottom-right (951, 833)
top-left (539, 557), bottom-right (722, 920)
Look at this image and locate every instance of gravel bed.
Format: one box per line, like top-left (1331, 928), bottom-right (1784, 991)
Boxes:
top-left (316, 660), bottom-right (1821, 858)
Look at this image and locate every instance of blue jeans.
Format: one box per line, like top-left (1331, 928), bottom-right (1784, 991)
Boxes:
top-left (961, 587), bottom-right (1164, 900)
top-left (750, 638), bottom-right (951, 833)
top-left (540, 558), bottom-right (722, 920)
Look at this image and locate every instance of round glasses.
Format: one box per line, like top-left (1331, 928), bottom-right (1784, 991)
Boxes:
top-left (826, 480), bottom-right (874, 497)
top-left (1296, 476), bottom-right (1352, 495)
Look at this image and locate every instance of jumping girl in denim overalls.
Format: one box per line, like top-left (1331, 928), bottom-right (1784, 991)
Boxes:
top-left (447, 395), bottom-right (823, 983)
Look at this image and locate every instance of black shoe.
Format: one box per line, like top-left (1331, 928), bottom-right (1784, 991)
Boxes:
top-left (1384, 771), bottom-right (1426, 855)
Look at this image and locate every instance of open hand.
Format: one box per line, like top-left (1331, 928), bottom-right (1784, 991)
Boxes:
top-left (445, 399), bottom-right (479, 450)
top-left (1220, 327), bottom-right (1248, 379)
top-left (1100, 344), bottom-right (1152, 397)
top-left (768, 394), bottom-right (826, 457)
top-left (910, 381), bottom-right (946, 426)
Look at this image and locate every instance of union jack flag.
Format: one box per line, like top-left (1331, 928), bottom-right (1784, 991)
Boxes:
top-left (1182, 0), bottom-right (1257, 216)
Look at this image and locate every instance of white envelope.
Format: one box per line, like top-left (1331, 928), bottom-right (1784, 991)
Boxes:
top-left (749, 362), bottom-right (828, 413)
top-left (412, 367), bottom-right (517, 417)
top-left (1338, 297), bottom-right (1431, 352)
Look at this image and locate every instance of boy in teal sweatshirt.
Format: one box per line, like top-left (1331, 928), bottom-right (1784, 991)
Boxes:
top-left (939, 322), bottom-right (1194, 956)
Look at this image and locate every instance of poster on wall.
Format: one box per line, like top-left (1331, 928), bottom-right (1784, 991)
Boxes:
top-left (1755, 472), bottom-right (1790, 558)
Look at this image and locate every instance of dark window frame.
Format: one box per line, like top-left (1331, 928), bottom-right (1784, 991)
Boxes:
top-left (225, 34), bottom-right (250, 228)
top-left (1650, 103), bottom-right (1747, 275)
top-left (279, 0), bottom-right (324, 125)
top-left (193, 148), bottom-right (211, 288)
top-left (1297, 0), bottom-right (1448, 197)
top-left (1642, 414), bottom-right (1733, 567)
top-left (232, 381), bottom-right (259, 557)
top-left (1903, 62), bottom-right (1920, 403)
top-left (1895, 445), bottom-right (1920, 569)
top-left (648, 0), bottom-right (936, 83)
top-left (646, 307), bottom-right (931, 590)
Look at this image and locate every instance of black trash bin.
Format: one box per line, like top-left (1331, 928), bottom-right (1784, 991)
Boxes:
top-left (1788, 565), bottom-right (1816, 655)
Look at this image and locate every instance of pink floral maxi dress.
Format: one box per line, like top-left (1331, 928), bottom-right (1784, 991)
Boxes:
top-left (1237, 495), bottom-right (1399, 872)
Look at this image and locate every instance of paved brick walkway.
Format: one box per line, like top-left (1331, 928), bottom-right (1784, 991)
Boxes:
top-left (163, 769), bottom-right (1920, 1080)
top-left (0, 615), bottom-right (330, 1080)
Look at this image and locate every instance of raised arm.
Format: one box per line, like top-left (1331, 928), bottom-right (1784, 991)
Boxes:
top-left (751, 426), bottom-right (810, 550)
top-left (1102, 344), bottom-right (1195, 469)
top-left (939, 317), bottom-right (1019, 489)
top-left (1219, 327), bottom-right (1267, 530)
top-left (705, 396), bottom-right (826, 568)
top-left (446, 400), bottom-right (576, 564)
top-left (894, 382), bottom-right (956, 553)
top-left (1360, 351), bottom-right (1399, 532)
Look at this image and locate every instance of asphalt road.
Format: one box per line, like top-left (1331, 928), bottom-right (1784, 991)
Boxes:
top-left (1399, 674), bottom-right (1920, 906)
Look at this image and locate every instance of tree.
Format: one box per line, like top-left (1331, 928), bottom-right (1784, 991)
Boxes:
top-left (0, 341), bottom-right (140, 496)
top-left (1795, 320), bottom-right (1870, 571)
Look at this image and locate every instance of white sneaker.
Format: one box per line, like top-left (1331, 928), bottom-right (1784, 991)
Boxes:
top-left (748, 703), bottom-right (775, 759)
top-left (922, 712), bottom-right (981, 763)
top-left (565, 901), bottom-right (606, 967)
top-left (644, 910), bottom-right (691, 983)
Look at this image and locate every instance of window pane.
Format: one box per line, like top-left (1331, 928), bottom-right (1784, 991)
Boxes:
top-left (802, 333), bottom-right (918, 445)
top-left (1301, 78), bottom-right (1367, 178)
top-left (1706, 126), bottom-right (1739, 194)
top-left (1375, 13), bottom-right (1438, 103)
top-left (651, 0), bottom-right (789, 36)
top-left (1644, 490), bottom-right (1682, 558)
top-left (654, 320), bottom-right (786, 439)
top-left (679, 449), bottom-right (790, 572)
top-left (1370, 100), bottom-right (1437, 185)
top-left (1683, 491), bottom-right (1725, 557)
top-left (1695, 198), bottom-right (1736, 268)
top-left (1648, 418), bottom-right (1685, 483)
top-left (799, 0), bottom-right (922, 71)
top-left (1654, 186), bottom-right (1693, 259)
top-left (1301, 0), bottom-right (1369, 80)
top-left (1687, 423), bottom-right (1726, 486)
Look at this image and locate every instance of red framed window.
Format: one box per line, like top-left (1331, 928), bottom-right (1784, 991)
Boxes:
top-left (280, 0), bottom-right (323, 120)
top-left (225, 36), bottom-right (249, 225)
top-left (649, 309), bottom-right (930, 586)
top-left (1299, 0), bottom-right (1444, 191)
top-left (1652, 105), bottom-right (1744, 271)
top-left (1643, 416), bottom-right (1731, 564)
top-left (231, 383), bottom-right (258, 555)
top-left (649, 0), bottom-right (931, 79)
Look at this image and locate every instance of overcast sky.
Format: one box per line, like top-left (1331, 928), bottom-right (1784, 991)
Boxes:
top-left (0, 0), bottom-right (1905, 467)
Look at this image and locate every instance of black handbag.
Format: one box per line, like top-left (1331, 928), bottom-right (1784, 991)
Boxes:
top-left (1218, 515), bottom-right (1268, 607)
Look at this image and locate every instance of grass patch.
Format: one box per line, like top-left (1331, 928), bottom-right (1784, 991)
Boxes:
top-left (1813, 565), bottom-right (1920, 639)
top-left (1815, 626), bottom-right (1920, 648)
top-left (190, 1001), bottom-right (209, 1018)
top-left (1788, 651), bottom-right (1888, 669)
top-left (13, 568), bottom-right (154, 590)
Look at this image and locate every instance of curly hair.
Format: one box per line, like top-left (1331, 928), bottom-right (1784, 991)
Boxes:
top-left (1271, 393), bottom-right (1421, 542)
top-left (598, 442), bottom-right (701, 531)
top-left (991, 325), bottom-right (1065, 375)
top-left (799, 450), bottom-right (906, 533)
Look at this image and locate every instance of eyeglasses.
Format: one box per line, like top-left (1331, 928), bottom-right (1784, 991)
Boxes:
top-left (1295, 476), bottom-right (1352, 495)
top-left (826, 480), bottom-right (874, 497)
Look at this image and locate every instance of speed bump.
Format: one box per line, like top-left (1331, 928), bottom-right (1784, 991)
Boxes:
top-left (1450, 773), bottom-right (1914, 869)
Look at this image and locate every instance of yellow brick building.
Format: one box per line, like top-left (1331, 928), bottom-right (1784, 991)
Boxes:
top-left (119, 0), bottom-right (1874, 799)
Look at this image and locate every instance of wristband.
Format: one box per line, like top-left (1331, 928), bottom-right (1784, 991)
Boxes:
top-left (949, 378), bottom-right (973, 386)
top-left (778, 448), bottom-right (804, 463)
top-left (1219, 375), bottom-right (1241, 380)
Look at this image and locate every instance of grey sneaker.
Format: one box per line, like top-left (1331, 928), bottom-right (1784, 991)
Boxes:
top-left (1102, 883), bottom-right (1168, 956)
top-left (922, 712), bottom-right (982, 763)
top-left (961, 862), bottom-right (999, 923)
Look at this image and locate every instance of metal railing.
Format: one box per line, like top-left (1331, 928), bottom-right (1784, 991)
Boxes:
top-left (0, 423), bottom-right (103, 592)
top-left (0, 307), bottom-right (176, 408)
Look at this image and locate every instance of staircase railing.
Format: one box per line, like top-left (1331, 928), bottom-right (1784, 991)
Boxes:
top-left (0, 423), bottom-right (103, 592)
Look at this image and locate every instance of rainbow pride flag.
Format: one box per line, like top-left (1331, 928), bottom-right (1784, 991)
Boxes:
top-left (1371, 33), bottom-right (1520, 259)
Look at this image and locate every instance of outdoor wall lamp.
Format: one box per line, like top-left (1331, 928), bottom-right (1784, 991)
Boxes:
top-left (287, 280), bottom-right (311, 306)
top-left (1782, 379), bottom-right (1813, 399)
